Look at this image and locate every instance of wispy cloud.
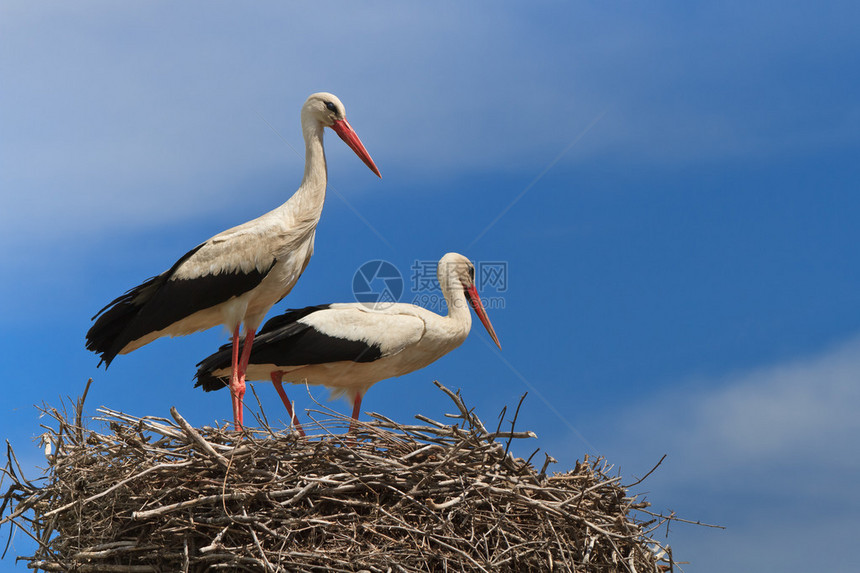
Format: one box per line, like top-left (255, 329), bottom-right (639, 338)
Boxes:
top-left (688, 344), bottom-right (860, 462)
top-left (573, 334), bottom-right (860, 501)
top-left (4, 3), bottom-right (858, 252)
top-left (643, 336), bottom-right (860, 480)
top-left (556, 335), bottom-right (860, 572)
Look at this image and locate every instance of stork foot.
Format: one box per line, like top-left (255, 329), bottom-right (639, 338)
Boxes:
top-left (230, 376), bottom-right (246, 431)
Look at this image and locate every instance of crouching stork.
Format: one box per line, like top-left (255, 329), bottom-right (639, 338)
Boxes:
top-left (194, 253), bottom-right (501, 434)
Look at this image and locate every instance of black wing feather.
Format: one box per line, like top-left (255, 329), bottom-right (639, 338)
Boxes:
top-left (86, 243), bottom-right (275, 367)
top-left (194, 305), bottom-right (383, 392)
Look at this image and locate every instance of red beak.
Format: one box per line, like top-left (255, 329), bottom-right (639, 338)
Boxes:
top-left (465, 285), bottom-right (502, 350)
top-left (330, 118), bottom-right (381, 177)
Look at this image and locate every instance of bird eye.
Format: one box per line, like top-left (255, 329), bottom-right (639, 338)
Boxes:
top-left (325, 102), bottom-right (337, 112)
top-left (469, 265), bottom-right (475, 281)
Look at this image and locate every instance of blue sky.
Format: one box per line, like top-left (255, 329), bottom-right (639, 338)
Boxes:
top-left (2, 2), bottom-right (859, 571)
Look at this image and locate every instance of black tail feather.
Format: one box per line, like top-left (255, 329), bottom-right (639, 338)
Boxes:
top-left (194, 340), bottom-right (234, 392)
top-left (85, 273), bottom-right (167, 367)
top-left (85, 243), bottom-right (211, 367)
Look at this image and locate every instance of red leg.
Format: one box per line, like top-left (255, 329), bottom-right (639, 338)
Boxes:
top-left (238, 328), bottom-right (256, 373)
top-left (349, 394), bottom-right (363, 434)
top-left (230, 326), bottom-right (254, 430)
top-left (229, 325), bottom-right (242, 430)
top-left (233, 328), bottom-right (256, 430)
top-left (270, 371), bottom-right (305, 437)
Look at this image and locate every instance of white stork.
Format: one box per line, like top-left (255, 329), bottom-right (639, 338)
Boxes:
top-left (86, 92), bottom-right (380, 429)
top-left (194, 253), bottom-right (502, 435)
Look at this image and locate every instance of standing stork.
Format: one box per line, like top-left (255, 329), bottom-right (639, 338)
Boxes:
top-left (194, 253), bottom-right (502, 434)
top-left (86, 92), bottom-right (380, 429)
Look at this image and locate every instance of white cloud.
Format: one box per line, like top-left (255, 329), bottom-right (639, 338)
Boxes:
top-left (661, 338), bottom-right (860, 471)
top-left (3, 2), bottom-right (858, 252)
top-left (544, 336), bottom-right (860, 573)
top-left (569, 334), bottom-right (860, 506)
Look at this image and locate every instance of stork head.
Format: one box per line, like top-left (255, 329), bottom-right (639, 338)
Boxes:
top-left (438, 253), bottom-right (502, 349)
top-left (303, 92), bottom-right (381, 177)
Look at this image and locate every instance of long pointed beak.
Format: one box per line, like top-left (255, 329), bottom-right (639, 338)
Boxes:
top-left (465, 285), bottom-right (502, 350)
top-left (330, 118), bottom-right (381, 177)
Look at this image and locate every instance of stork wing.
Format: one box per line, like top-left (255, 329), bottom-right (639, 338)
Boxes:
top-left (194, 305), bottom-right (426, 390)
top-left (264, 305), bottom-right (425, 361)
top-left (88, 229), bottom-right (279, 366)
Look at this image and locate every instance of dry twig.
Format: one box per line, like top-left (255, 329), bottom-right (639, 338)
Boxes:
top-left (0, 381), bottom-right (688, 572)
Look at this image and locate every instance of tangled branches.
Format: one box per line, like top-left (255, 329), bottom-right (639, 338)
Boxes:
top-left (2, 381), bottom-right (680, 572)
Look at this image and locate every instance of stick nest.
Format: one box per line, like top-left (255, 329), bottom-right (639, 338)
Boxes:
top-left (2, 381), bottom-right (678, 572)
